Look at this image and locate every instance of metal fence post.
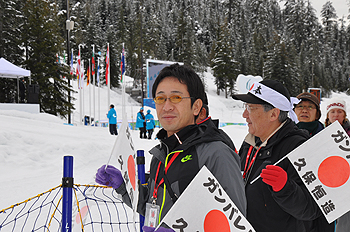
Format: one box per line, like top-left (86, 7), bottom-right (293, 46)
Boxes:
top-left (137, 150), bottom-right (146, 230)
top-left (62, 156), bottom-right (73, 232)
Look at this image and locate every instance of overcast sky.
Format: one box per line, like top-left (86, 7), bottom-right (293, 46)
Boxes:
top-left (311, 0), bottom-right (349, 19)
top-left (280, 0), bottom-right (349, 24)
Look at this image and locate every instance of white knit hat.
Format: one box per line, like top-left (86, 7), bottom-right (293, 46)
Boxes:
top-left (326, 98), bottom-right (347, 115)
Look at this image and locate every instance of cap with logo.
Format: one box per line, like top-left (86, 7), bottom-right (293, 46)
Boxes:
top-left (232, 79), bottom-right (300, 123)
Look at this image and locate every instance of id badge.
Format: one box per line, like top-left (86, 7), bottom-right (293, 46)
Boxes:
top-left (144, 202), bottom-right (160, 227)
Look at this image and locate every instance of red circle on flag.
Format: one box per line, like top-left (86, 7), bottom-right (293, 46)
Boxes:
top-left (318, 156), bottom-right (350, 188)
top-left (128, 155), bottom-right (136, 190)
top-left (203, 209), bottom-right (230, 232)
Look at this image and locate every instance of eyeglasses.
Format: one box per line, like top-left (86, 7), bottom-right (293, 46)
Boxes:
top-left (153, 95), bottom-right (192, 104)
top-left (295, 105), bottom-right (316, 111)
top-left (243, 103), bottom-right (264, 113)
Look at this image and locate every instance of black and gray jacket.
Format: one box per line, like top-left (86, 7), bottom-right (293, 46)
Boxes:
top-left (133, 119), bottom-right (246, 222)
top-left (239, 118), bottom-right (322, 232)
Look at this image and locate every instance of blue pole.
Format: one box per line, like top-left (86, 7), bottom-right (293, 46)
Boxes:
top-left (62, 156), bottom-right (73, 232)
top-left (137, 150), bottom-right (146, 230)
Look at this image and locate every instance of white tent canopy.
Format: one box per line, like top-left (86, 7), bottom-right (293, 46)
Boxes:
top-left (0, 57), bottom-right (31, 103)
top-left (0, 57), bottom-right (31, 78)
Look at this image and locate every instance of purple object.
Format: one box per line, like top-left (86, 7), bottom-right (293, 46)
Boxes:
top-left (142, 226), bottom-right (175, 232)
top-left (95, 165), bottom-right (123, 189)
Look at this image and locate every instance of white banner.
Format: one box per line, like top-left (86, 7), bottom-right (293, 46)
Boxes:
top-left (288, 120), bottom-right (350, 223)
top-left (159, 166), bottom-right (255, 232)
top-left (109, 117), bottom-right (138, 209)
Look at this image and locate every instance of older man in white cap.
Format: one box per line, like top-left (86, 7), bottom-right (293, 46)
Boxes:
top-left (232, 79), bottom-right (322, 232)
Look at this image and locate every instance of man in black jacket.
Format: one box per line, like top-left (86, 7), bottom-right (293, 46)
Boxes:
top-left (232, 79), bottom-right (322, 232)
top-left (96, 64), bottom-right (246, 231)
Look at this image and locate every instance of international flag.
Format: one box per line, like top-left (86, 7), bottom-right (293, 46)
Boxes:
top-left (92, 48), bottom-right (95, 75)
top-left (87, 61), bottom-right (91, 86)
top-left (77, 47), bottom-right (81, 89)
top-left (80, 61), bottom-right (84, 89)
top-left (97, 58), bottom-right (100, 85)
top-left (105, 44), bottom-right (109, 85)
top-left (120, 44), bottom-right (125, 82)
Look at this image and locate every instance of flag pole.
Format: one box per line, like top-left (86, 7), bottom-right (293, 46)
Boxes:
top-left (89, 58), bottom-right (92, 125)
top-left (82, 60), bottom-right (85, 125)
top-left (92, 45), bottom-right (96, 127)
top-left (121, 44), bottom-right (126, 120)
top-left (71, 48), bottom-right (74, 124)
top-left (107, 43), bottom-right (110, 112)
top-left (78, 45), bottom-right (83, 125)
top-left (97, 56), bottom-right (100, 127)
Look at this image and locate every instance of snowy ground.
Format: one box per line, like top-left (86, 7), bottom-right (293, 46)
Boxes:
top-left (0, 69), bottom-right (348, 213)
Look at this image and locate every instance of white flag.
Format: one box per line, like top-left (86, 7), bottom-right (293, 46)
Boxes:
top-left (109, 118), bottom-right (138, 209)
top-left (288, 120), bottom-right (350, 223)
top-left (159, 166), bottom-right (255, 232)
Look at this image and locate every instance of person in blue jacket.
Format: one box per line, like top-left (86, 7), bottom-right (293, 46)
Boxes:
top-left (136, 107), bottom-right (147, 139)
top-left (107, 104), bottom-right (118, 135)
top-left (145, 109), bottom-right (155, 139)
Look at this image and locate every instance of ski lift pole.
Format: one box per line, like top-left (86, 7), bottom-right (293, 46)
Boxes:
top-left (62, 156), bottom-right (74, 232)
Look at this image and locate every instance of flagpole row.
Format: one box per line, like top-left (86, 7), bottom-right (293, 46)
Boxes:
top-left (63, 43), bottom-right (112, 127)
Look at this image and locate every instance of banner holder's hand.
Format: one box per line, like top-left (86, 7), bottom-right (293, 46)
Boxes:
top-left (250, 156), bottom-right (287, 184)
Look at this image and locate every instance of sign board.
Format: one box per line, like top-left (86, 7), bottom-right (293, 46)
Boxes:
top-left (143, 98), bottom-right (156, 109)
top-left (110, 114), bottom-right (138, 209)
top-left (308, 88), bottom-right (321, 103)
top-left (288, 121), bottom-right (350, 223)
top-left (146, 59), bottom-right (183, 98)
top-left (159, 166), bottom-right (255, 232)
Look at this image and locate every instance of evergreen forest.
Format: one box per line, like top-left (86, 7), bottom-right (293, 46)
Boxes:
top-left (1, 0), bottom-right (350, 118)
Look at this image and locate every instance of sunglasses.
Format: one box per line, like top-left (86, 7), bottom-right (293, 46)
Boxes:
top-left (153, 95), bottom-right (192, 104)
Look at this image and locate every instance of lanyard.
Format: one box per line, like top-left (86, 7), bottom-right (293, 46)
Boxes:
top-left (243, 145), bottom-right (261, 179)
top-left (152, 151), bottom-right (182, 200)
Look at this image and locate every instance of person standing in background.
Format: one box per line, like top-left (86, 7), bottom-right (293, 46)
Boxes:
top-left (293, 92), bottom-right (324, 136)
top-left (136, 107), bottom-right (147, 139)
top-left (107, 104), bottom-right (118, 135)
top-left (145, 109), bottom-right (155, 139)
top-left (324, 98), bottom-right (350, 232)
top-left (325, 98), bottom-right (350, 136)
top-left (293, 93), bottom-right (334, 232)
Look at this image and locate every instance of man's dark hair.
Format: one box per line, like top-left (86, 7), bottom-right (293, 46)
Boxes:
top-left (152, 63), bottom-right (206, 106)
top-left (110, 104), bottom-right (114, 108)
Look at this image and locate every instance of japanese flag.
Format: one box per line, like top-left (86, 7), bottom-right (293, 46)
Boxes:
top-left (159, 166), bottom-right (255, 232)
top-left (288, 120), bottom-right (350, 223)
top-left (109, 115), bottom-right (138, 210)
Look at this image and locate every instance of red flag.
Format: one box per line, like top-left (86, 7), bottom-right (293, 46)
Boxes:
top-left (92, 49), bottom-right (95, 75)
top-left (77, 47), bottom-right (81, 89)
top-left (105, 44), bottom-right (109, 85)
top-left (87, 62), bottom-right (91, 86)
